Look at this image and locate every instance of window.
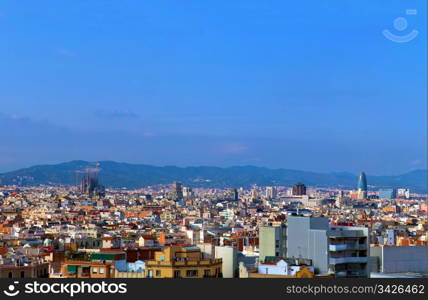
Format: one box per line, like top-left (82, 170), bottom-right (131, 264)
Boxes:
top-left (156, 270), bottom-right (161, 277)
top-left (204, 270), bottom-right (210, 277)
top-left (174, 270), bottom-right (180, 278)
top-left (81, 266), bottom-right (90, 277)
top-left (186, 270), bottom-right (198, 277)
top-left (99, 268), bottom-right (105, 274)
top-left (21, 271), bottom-right (25, 278)
top-left (92, 267), bottom-right (98, 274)
top-left (67, 265), bottom-right (77, 274)
top-left (160, 255), bottom-right (165, 261)
top-left (8, 272), bottom-right (12, 278)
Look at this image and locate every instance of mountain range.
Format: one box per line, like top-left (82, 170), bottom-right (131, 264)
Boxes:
top-left (0, 160), bottom-right (426, 192)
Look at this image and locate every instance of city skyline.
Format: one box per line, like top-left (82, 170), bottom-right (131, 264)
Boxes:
top-left (0, 0), bottom-right (427, 285)
top-left (1, 158), bottom-right (427, 173)
top-left (0, 0), bottom-right (427, 175)
top-left (1, 160), bottom-right (427, 194)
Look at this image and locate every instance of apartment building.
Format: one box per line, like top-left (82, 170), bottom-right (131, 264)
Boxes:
top-left (145, 246), bottom-right (222, 278)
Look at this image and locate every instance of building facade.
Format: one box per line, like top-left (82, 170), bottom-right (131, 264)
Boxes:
top-left (292, 183), bottom-right (307, 196)
top-left (145, 246), bottom-right (222, 278)
top-left (328, 225), bottom-right (369, 278)
top-left (259, 223), bottom-right (287, 262)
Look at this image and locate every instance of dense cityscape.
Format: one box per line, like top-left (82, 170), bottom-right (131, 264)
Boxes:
top-left (0, 164), bottom-right (426, 279)
top-left (0, 3), bottom-right (426, 300)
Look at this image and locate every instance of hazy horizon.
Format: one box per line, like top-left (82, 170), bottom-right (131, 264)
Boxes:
top-left (0, 159), bottom-right (426, 177)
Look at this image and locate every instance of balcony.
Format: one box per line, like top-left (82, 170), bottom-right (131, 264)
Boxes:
top-left (334, 271), bottom-right (367, 278)
top-left (328, 230), bottom-right (366, 238)
top-left (329, 257), bottom-right (368, 264)
top-left (146, 259), bottom-right (222, 267)
top-left (329, 244), bottom-right (367, 251)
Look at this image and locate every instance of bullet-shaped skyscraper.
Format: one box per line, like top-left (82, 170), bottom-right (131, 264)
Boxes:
top-left (357, 172), bottom-right (367, 200)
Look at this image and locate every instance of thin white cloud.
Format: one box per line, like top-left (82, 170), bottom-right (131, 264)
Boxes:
top-left (96, 109), bottom-right (140, 119)
top-left (57, 48), bottom-right (77, 57)
top-left (219, 142), bottom-right (248, 154)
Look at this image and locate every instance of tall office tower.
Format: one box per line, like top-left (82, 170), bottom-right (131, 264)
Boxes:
top-left (171, 182), bottom-right (183, 201)
top-left (259, 223), bottom-right (287, 262)
top-left (357, 172), bottom-right (368, 200)
top-left (292, 183), bottom-right (306, 196)
top-left (229, 188), bottom-right (239, 202)
top-left (183, 186), bottom-right (193, 199)
top-left (265, 186), bottom-right (277, 199)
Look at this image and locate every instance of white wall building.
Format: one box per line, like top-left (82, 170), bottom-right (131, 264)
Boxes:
top-left (215, 246), bottom-right (237, 278)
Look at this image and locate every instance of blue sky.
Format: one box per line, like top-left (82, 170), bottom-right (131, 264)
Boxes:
top-left (0, 0), bottom-right (426, 175)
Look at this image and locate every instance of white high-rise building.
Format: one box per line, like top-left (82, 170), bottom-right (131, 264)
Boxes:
top-left (265, 186), bottom-right (277, 199)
